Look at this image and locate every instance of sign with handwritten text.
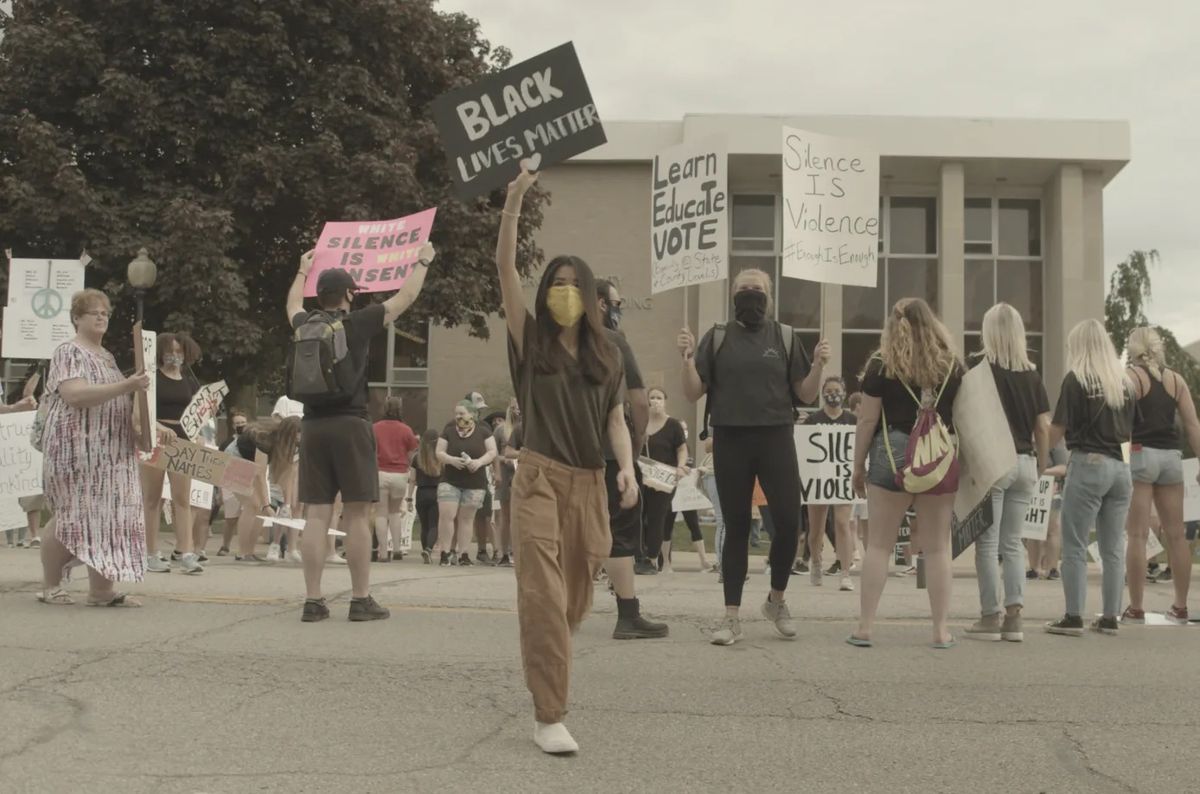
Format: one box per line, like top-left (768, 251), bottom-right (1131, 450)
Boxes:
top-left (141, 437), bottom-right (261, 496)
top-left (794, 425), bottom-right (863, 505)
top-left (0, 412), bottom-right (43, 498)
top-left (650, 139), bottom-right (728, 294)
top-left (1021, 475), bottom-right (1056, 540)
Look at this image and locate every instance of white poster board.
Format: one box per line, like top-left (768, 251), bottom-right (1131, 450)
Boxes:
top-left (3, 258), bottom-right (86, 359)
top-left (398, 511), bottom-right (415, 552)
top-left (180, 380), bottom-right (228, 442)
top-left (1183, 458), bottom-right (1200, 523)
top-left (649, 138), bottom-right (728, 294)
top-left (671, 470), bottom-right (713, 512)
top-left (141, 330), bottom-right (157, 441)
top-left (952, 364), bottom-right (1017, 518)
top-left (795, 424), bottom-right (861, 505)
top-left (1021, 475), bottom-right (1056, 541)
top-left (0, 498), bottom-right (27, 531)
top-left (0, 412), bottom-right (44, 498)
top-left (161, 474), bottom-right (214, 511)
top-left (780, 127), bottom-right (879, 287)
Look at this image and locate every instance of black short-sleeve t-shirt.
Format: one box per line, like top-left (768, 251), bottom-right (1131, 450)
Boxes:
top-left (862, 356), bottom-right (962, 436)
top-left (1052, 372), bottom-right (1135, 461)
top-left (290, 303), bottom-right (385, 420)
top-left (646, 417), bottom-right (686, 465)
top-left (984, 362), bottom-right (1051, 455)
top-left (157, 371), bottom-right (198, 424)
top-left (508, 314), bottom-right (624, 470)
top-left (804, 409), bottom-right (857, 426)
top-left (603, 328), bottom-right (644, 462)
top-left (695, 322), bottom-right (810, 428)
top-left (440, 422), bottom-right (493, 490)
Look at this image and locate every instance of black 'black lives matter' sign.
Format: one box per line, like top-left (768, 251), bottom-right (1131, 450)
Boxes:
top-left (950, 495), bottom-right (994, 559)
top-left (431, 42), bottom-right (606, 200)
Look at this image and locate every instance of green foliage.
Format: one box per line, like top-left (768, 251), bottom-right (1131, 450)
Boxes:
top-left (0, 0), bottom-right (545, 389)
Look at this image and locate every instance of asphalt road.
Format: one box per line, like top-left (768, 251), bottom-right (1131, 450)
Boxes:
top-left (1, 545), bottom-right (1196, 793)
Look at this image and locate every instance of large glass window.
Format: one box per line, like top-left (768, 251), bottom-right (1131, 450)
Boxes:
top-left (964, 198), bottom-right (1043, 361)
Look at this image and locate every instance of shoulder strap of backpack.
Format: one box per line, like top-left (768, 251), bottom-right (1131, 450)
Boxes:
top-left (700, 324), bottom-right (727, 439)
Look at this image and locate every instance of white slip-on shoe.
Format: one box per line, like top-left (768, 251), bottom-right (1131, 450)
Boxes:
top-left (533, 721), bottom-right (579, 754)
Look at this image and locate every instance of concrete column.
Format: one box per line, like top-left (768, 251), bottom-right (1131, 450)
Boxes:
top-left (821, 283), bottom-right (843, 378)
top-left (1044, 164), bottom-right (1085, 401)
top-left (1082, 170), bottom-right (1107, 315)
top-left (938, 162), bottom-right (965, 351)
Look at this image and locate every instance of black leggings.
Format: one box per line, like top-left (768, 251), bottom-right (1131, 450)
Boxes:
top-left (415, 487), bottom-right (439, 552)
top-left (666, 510), bottom-right (702, 543)
top-left (713, 425), bottom-right (801, 606)
top-left (641, 487), bottom-right (674, 559)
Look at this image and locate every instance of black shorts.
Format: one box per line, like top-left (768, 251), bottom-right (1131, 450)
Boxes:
top-left (298, 415), bottom-right (379, 504)
top-left (605, 459), bottom-right (643, 558)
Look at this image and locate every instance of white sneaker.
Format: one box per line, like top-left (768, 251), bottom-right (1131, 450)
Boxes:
top-left (840, 575), bottom-right (855, 592)
top-left (179, 552), bottom-right (204, 575)
top-left (533, 721), bottom-right (579, 754)
top-left (761, 596), bottom-right (797, 639)
top-left (810, 560), bottom-right (823, 586)
top-left (288, 550), bottom-right (303, 564)
top-left (266, 543), bottom-right (282, 562)
top-left (326, 553), bottom-right (348, 565)
top-left (711, 615), bottom-right (744, 646)
top-left (145, 555), bottom-right (170, 573)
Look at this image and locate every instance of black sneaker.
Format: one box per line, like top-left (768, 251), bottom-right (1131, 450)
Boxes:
top-left (1045, 614), bottom-right (1084, 636)
top-left (1047, 568), bottom-right (1060, 580)
top-left (170, 550), bottom-right (182, 561)
top-left (1159, 567), bottom-right (1173, 582)
top-left (497, 554), bottom-right (513, 568)
top-left (1026, 569), bottom-right (1039, 580)
top-left (825, 560), bottom-right (841, 576)
top-left (792, 561), bottom-right (809, 575)
top-left (439, 552), bottom-right (451, 567)
top-left (634, 558), bottom-right (658, 576)
top-left (1090, 616), bottom-right (1119, 635)
top-left (301, 598), bottom-right (330, 623)
top-left (348, 595), bottom-right (390, 621)
top-left (476, 550), bottom-right (489, 564)
top-left (197, 550), bottom-right (209, 563)
top-left (459, 553), bottom-right (474, 566)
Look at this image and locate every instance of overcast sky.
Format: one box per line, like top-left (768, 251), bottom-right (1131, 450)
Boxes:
top-left (445, 0), bottom-right (1199, 343)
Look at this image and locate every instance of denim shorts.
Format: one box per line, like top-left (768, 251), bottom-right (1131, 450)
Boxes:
top-left (437, 482), bottom-right (486, 510)
top-left (1130, 446), bottom-right (1183, 485)
top-left (867, 429), bottom-right (910, 493)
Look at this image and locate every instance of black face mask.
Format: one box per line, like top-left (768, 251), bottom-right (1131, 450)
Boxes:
top-left (602, 301), bottom-right (622, 330)
top-left (733, 290), bottom-right (768, 328)
top-left (233, 425), bottom-right (245, 436)
top-left (824, 394), bottom-right (844, 408)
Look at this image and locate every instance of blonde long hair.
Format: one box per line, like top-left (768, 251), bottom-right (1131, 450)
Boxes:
top-left (1067, 319), bottom-right (1130, 409)
top-left (981, 303), bottom-right (1035, 372)
top-left (878, 298), bottom-right (960, 389)
top-left (1126, 326), bottom-right (1167, 380)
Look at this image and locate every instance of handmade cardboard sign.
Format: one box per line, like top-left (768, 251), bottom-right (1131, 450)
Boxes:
top-left (952, 363), bottom-right (1017, 517)
top-left (671, 470), bottom-right (713, 512)
top-left (650, 139), bottom-right (728, 294)
top-left (1021, 475), bottom-right (1057, 541)
top-left (638, 457), bottom-right (678, 493)
top-left (303, 209), bottom-right (438, 296)
top-left (3, 257), bottom-right (86, 359)
top-left (132, 324), bottom-right (156, 453)
top-left (0, 412), bottom-right (43, 498)
top-left (431, 42), bottom-right (606, 199)
top-left (179, 381), bottom-right (228, 442)
top-left (780, 128), bottom-right (879, 287)
top-left (141, 437), bottom-right (261, 496)
top-left (795, 424), bottom-right (862, 505)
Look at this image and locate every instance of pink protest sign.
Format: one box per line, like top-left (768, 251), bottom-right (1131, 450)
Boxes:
top-left (304, 208), bottom-right (437, 296)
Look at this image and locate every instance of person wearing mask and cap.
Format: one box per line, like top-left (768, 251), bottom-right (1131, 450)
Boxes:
top-left (285, 244), bottom-right (436, 623)
top-left (596, 278), bottom-right (667, 639)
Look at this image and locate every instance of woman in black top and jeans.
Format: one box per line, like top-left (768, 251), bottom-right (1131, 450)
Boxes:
top-left (410, 428), bottom-right (442, 564)
top-left (639, 387), bottom-right (688, 574)
top-left (1122, 327), bottom-right (1200, 624)
top-left (850, 299), bottom-right (963, 648)
top-left (678, 268), bottom-right (828, 646)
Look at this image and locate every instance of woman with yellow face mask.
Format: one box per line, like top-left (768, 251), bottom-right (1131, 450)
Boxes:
top-left (497, 160), bottom-right (638, 756)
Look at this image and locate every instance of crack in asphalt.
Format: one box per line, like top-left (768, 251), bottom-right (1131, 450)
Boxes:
top-left (1059, 728), bottom-right (1140, 793)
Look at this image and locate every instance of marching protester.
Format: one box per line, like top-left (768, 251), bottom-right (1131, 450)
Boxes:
top-left (965, 303), bottom-right (1050, 643)
top-left (804, 376), bottom-right (857, 591)
top-left (1046, 319), bottom-right (1136, 636)
top-left (677, 268), bottom-right (827, 646)
top-left (666, 420), bottom-right (710, 573)
top-left (498, 162), bottom-right (638, 754)
top-left (285, 243), bottom-right (435, 622)
top-left (434, 399), bottom-right (497, 566)
top-left (849, 298), bottom-right (964, 649)
top-left (37, 289), bottom-right (173, 607)
top-left (233, 416), bottom-right (301, 563)
top-left (410, 428), bottom-right (443, 563)
top-left (476, 410), bottom-right (510, 563)
top-left (140, 332), bottom-right (203, 574)
top-left (596, 278), bottom-right (666, 638)
top-left (639, 387), bottom-right (688, 575)
top-left (216, 409), bottom-right (249, 556)
top-left (373, 396), bottom-right (418, 562)
top-left (1121, 327), bottom-right (1200, 624)
top-left (490, 400), bottom-right (520, 567)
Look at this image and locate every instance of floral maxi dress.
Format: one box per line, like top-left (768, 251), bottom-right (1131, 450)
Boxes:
top-left (43, 341), bottom-right (146, 581)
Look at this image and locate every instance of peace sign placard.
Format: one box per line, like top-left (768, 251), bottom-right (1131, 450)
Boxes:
top-left (3, 258), bottom-right (86, 360)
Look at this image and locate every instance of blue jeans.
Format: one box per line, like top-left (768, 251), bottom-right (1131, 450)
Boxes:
top-left (1060, 453), bottom-right (1132, 618)
top-left (974, 455), bottom-right (1037, 614)
top-left (702, 471), bottom-right (725, 562)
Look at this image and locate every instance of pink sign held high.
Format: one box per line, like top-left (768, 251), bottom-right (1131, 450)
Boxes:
top-left (304, 208), bottom-right (437, 296)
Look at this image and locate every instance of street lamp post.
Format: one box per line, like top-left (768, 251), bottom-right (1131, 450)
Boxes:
top-left (126, 248), bottom-right (157, 324)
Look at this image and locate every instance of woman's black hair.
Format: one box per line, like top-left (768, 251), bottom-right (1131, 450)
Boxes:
top-left (529, 255), bottom-right (617, 385)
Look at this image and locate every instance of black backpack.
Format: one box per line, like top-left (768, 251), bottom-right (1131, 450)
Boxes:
top-left (287, 310), bottom-right (357, 408)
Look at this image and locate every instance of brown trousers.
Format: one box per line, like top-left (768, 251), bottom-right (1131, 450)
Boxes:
top-left (512, 449), bottom-right (612, 723)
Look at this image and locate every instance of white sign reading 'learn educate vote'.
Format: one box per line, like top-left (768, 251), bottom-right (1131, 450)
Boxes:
top-left (780, 128), bottom-right (879, 288)
top-left (649, 139), bottom-right (728, 294)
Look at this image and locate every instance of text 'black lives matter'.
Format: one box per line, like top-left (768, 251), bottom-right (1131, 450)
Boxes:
top-left (431, 42), bottom-right (607, 200)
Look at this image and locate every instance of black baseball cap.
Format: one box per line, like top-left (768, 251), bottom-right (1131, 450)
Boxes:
top-left (316, 268), bottom-right (360, 296)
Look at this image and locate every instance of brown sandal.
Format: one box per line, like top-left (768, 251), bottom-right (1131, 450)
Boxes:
top-left (37, 588), bottom-right (75, 605)
top-left (86, 592), bottom-right (142, 608)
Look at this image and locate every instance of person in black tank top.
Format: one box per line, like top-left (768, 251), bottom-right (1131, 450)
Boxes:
top-left (1121, 327), bottom-right (1200, 624)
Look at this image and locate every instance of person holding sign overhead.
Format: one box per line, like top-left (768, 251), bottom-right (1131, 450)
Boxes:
top-left (1120, 327), bottom-right (1200, 625)
top-left (498, 161), bottom-right (638, 755)
top-left (804, 376), bottom-right (858, 592)
top-left (37, 289), bottom-right (175, 607)
top-left (140, 332), bottom-right (203, 575)
top-left (963, 304), bottom-right (1050, 643)
top-left (677, 269), bottom-right (828, 647)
